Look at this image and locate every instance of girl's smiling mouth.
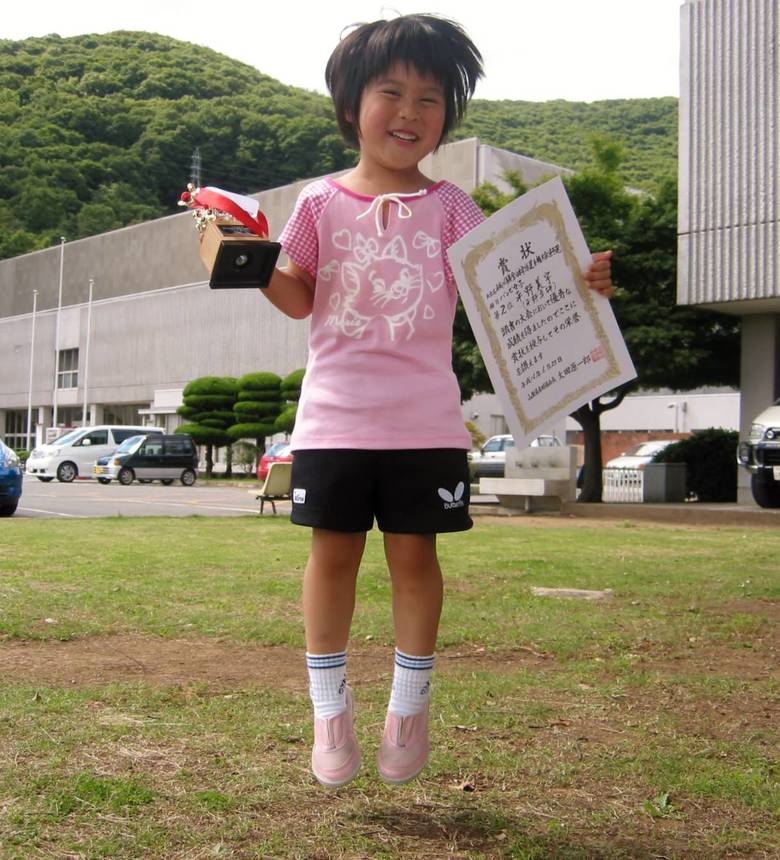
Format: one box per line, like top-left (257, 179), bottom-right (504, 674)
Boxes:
top-left (389, 130), bottom-right (419, 142)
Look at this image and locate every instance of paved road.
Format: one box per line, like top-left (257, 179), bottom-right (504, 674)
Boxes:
top-left (13, 476), bottom-right (289, 519)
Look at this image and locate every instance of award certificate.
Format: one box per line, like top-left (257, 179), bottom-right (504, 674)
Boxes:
top-left (448, 176), bottom-right (636, 447)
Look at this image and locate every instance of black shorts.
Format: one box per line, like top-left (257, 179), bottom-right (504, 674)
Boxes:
top-left (289, 449), bottom-right (473, 534)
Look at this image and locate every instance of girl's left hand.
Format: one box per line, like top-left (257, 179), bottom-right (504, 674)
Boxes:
top-left (584, 250), bottom-right (614, 299)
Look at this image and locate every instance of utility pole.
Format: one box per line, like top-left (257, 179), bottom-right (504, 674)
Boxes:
top-left (52, 236), bottom-right (65, 431)
top-left (190, 147), bottom-right (202, 188)
top-left (26, 290), bottom-right (38, 450)
top-left (82, 278), bottom-right (94, 427)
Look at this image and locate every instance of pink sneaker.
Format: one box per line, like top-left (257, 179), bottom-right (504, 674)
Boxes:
top-left (377, 706), bottom-right (429, 784)
top-left (311, 687), bottom-right (361, 788)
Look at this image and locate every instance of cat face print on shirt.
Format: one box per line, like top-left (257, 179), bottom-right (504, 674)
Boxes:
top-left (320, 230), bottom-right (442, 342)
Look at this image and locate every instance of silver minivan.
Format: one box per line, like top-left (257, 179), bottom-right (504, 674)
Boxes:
top-left (26, 425), bottom-right (164, 483)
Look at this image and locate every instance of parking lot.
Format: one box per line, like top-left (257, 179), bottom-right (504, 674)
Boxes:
top-left (13, 476), bottom-right (286, 519)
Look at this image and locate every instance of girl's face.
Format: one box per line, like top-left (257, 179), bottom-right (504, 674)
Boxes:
top-left (355, 63), bottom-right (446, 182)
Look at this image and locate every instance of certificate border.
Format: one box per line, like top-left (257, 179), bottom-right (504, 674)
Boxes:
top-left (461, 200), bottom-right (621, 434)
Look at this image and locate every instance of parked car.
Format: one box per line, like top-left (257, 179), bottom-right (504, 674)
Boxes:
top-left (26, 425), bottom-right (164, 483)
top-left (737, 397), bottom-right (780, 508)
top-left (257, 442), bottom-right (294, 481)
top-left (468, 433), bottom-right (561, 479)
top-left (604, 440), bottom-right (677, 470)
top-left (94, 433), bottom-right (198, 486)
top-left (0, 439), bottom-right (23, 516)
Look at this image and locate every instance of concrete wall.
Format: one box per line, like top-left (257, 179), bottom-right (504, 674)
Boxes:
top-left (678, 0), bottom-right (779, 314)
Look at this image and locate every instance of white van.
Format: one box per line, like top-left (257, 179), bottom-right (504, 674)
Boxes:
top-left (26, 425), bottom-right (164, 483)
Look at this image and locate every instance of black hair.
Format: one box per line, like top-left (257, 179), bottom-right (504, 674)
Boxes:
top-left (325, 14), bottom-right (483, 149)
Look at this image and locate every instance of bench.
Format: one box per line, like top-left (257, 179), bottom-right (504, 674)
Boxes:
top-left (247, 461), bottom-right (292, 515)
top-left (479, 445), bottom-right (577, 513)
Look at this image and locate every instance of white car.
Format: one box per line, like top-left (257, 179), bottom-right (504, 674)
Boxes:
top-left (737, 398), bottom-right (780, 508)
top-left (604, 440), bottom-right (677, 470)
top-left (26, 425), bottom-right (164, 483)
top-left (469, 433), bottom-right (562, 478)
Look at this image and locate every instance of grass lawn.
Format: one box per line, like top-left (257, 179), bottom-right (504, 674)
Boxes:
top-left (0, 516), bottom-right (777, 859)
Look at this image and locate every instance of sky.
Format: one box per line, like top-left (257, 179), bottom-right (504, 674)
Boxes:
top-left (2, 0), bottom-right (683, 103)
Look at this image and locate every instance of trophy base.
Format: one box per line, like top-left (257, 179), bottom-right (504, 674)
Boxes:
top-left (200, 220), bottom-right (282, 289)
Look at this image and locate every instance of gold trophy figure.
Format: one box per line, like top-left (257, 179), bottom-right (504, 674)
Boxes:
top-left (179, 185), bottom-right (281, 289)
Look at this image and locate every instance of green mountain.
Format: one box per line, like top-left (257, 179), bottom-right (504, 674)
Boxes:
top-left (0, 31), bottom-right (677, 261)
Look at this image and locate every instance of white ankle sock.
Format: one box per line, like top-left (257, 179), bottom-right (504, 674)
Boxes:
top-left (388, 648), bottom-right (434, 717)
top-left (306, 651), bottom-right (348, 720)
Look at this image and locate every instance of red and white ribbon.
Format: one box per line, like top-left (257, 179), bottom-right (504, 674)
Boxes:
top-left (186, 186), bottom-right (269, 237)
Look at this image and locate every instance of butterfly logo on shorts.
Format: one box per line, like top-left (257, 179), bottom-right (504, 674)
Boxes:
top-left (438, 482), bottom-right (465, 510)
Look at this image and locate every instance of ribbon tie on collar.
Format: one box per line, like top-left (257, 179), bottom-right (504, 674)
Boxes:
top-left (356, 189), bottom-right (428, 237)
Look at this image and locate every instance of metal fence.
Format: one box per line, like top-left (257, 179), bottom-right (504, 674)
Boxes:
top-left (602, 468), bottom-right (644, 503)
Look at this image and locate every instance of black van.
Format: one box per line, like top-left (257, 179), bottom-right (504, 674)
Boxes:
top-left (97, 434), bottom-right (199, 486)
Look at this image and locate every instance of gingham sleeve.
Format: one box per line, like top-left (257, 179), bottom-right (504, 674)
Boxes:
top-left (439, 182), bottom-right (486, 288)
top-left (278, 182), bottom-right (330, 279)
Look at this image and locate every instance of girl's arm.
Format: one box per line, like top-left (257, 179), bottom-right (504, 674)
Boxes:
top-left (262, 261), bottom-right (316, 319)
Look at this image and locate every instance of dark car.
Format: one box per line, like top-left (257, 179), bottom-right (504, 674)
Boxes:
top-left (95, 434), bottom-right (198, 486)
top-left (0, 439), bottom-right (23, 516)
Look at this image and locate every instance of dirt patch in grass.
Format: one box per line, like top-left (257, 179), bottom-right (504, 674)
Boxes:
top-left (0, 636), bottom-right (554, 690)
top-left (1, 597), bottom-right (777, 691)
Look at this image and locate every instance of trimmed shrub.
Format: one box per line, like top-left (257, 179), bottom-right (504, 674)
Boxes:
top-left (183, 376), bottom-right (238, 396)
top-left (281, 368), bottom-right (305, 399)
top-left (197, 410), bottom-right (236, 425)
top-left (275, 404), bottom-right (298, 434)
top-left (238, 372), bottom-right (282, 392)
top-left (234, 400), bottom-right (282, 417)
top-left (175, 422), bottom-right (230, 447)
top-left (237, 390), bottom-right (281, 402)
top-left (183, 394), bottom-right (237, 410)
top-left (227, 422), bottom-right (277, 441)
top-left (652, 427), bottom-right (738, 502)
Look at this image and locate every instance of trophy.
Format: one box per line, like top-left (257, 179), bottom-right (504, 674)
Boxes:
top-left (179, 184), bottom-right (281, 289)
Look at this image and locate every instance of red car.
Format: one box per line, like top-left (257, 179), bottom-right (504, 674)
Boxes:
top-left (257, 442), bottom-right (294, 481)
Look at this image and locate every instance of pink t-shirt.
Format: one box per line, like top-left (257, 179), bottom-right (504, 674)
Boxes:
top-left (279, 177), bottom-right (484, 451)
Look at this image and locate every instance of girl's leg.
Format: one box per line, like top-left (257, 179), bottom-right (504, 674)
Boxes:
top-left (303, 528), bottom-right (366, 653)
top-left (378, 532), bottom-right (441, 783)
top-left (304, 528), bottom-right (366, 788)
top-left (384, 532), bottom-right (442, 655)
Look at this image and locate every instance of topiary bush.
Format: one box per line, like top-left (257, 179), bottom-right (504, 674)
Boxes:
top-left (652, 427), bottom-right (738, 502)
top-left (176, 376), bottom-right (239, 476)
top-left (228, 373), bottom-right (283, 470)
top-left (275, 368), bottom-right (305, 435)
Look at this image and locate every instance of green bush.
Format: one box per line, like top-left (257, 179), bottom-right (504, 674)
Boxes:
top-left (237, 372), bottom-right (282, 392)
top-left (182, 394), bottom-right (237, 410)
top-left (281, 368), bottom-right (305, 399)
top-left (652, 428), bottom-right (738, 502)
top-left (227, 422), bottom-right (277, 441)
top-left (237, 390), bottom-right (281, 402)
top-left (275, 404), bottom-right (298, 434)
top-left (182, 376), bottom-right (238, 396)
top-left (233, 400), bottom-right (281, 417)
top-left (175, 423), bottom-right (230, 446)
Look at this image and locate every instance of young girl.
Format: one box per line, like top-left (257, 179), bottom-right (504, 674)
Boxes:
top-left (262, 14), bottom-right (613, 788)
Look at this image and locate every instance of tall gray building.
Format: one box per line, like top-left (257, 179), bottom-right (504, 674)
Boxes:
top-left (678, 0), bottom-right (779, 503)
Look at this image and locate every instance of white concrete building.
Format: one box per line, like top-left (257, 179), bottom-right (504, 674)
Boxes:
top-left (678, 0), bottom-right (779, 503)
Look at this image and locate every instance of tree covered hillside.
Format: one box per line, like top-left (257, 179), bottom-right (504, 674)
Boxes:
top-left (458, 97), bottom-right (677, 191)
top-left (0, 31), bottom-right (677, 261)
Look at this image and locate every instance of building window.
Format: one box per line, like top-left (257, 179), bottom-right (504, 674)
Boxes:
top-left (57, 407), bottom-right (85, 427)
top-left (4, 411), bottom-right (28, 450)
top-left (57, 348), bottom-right (79, 389)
